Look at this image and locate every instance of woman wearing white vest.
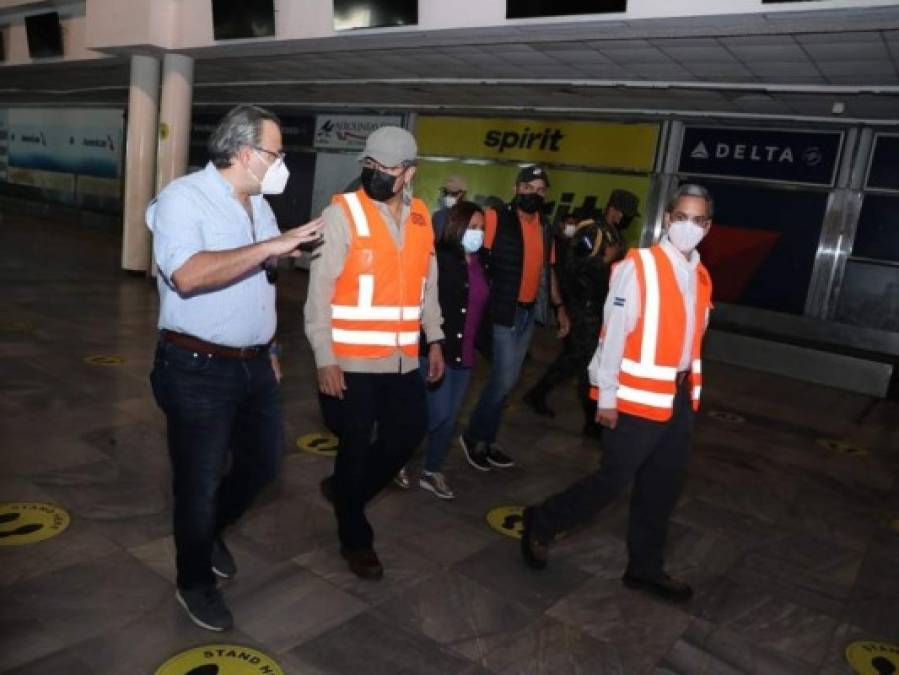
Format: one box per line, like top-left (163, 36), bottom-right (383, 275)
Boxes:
top-left (519, 184), bottom-right (715, 605)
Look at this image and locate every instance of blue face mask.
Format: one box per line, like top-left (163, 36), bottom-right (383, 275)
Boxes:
top-left (461, 228), bottom-right (484, 253)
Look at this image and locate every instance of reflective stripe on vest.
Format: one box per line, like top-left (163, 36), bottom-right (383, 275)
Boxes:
top-left (331, 275), bottom-right (423, 321)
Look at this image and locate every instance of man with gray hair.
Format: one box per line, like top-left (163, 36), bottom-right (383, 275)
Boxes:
top-left (305, 126), bottom-right (444, 580)
top-left (520, 183), bottom-right (714, 605)
top-left (148, 105), bottom-right (323, 631)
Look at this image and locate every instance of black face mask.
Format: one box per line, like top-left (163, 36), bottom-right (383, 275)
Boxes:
top-left (361, 166), bottom-right (401, 202)
top-left (515, 193), bottom-right (544, 215)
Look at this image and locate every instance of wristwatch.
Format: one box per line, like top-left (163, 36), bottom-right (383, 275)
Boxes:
top-left (269, 343), bottom-right (283, 357)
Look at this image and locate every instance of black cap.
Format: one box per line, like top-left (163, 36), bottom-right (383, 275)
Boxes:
top-left (608, 189), bottom-right (640, 218)
top-left (516, 165), bottom-right (550, 187)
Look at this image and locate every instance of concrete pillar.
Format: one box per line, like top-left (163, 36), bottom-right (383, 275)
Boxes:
top-left (155, 53), bottom-right (194, 194)
top-left (121, 54), bottom-right (161, 272)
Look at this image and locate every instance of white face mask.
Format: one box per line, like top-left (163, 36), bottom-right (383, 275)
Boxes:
top-left (461, 228), bottom-right (484, 253)
top-left (667, 219), bottom-right (706, 254)
top-left (442, 195), bottom-right (458, 209)
top-left (250, 150), bottom-right (290, 195)
top-left (563, 224), bottom-right (577, 238)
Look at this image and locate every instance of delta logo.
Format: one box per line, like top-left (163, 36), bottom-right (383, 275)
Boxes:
top-left (690, 141), bottom-right (824, 167)
top-left (483, 126), bottom-right (566, 154)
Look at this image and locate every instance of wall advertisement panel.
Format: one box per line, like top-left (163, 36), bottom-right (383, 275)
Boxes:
top-left (7, 108), bottom-right (123, 203)
top-left (417, 115), bottom-right (658, 173)
top-left (313, 114), bottom-right (403, 151)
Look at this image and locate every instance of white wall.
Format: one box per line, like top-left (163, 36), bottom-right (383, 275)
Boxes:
top-left (2, 0), bottom-right (898, 68)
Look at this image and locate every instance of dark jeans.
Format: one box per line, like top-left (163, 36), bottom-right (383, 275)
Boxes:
top-left (533, 382), bottom-right (694, 579)
top-left (465, 306), bottom-right (536, 444)
top-left (319, 370), bottom-right (427, 550)
top-left (150, 340), bottom-right (283, 591)
top-left (419, 359), bottom-right (473, 473)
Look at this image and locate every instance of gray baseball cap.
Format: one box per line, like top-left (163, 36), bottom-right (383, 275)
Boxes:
top-left (358, 126), bottom-right (418, 167)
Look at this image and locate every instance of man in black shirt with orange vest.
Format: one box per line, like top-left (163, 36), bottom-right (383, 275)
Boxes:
top-left (459, 165), bottom-right (570, 470)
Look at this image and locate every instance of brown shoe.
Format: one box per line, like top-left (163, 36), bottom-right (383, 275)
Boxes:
top-left (340, 547), bottom-right (384, 580)
top-left (520, 507), bottom-right (549, 570)
top-left (622, 572), bottom-right (693, 603)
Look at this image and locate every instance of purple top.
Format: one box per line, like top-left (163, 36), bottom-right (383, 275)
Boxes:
top-left (461, 255), bottom-right (489, 368)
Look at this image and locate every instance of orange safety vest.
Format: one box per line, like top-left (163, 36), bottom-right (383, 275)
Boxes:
top-left (330, 189), bottom-right (434, 359)
top-left (591, 245), bottom-right (712, 422)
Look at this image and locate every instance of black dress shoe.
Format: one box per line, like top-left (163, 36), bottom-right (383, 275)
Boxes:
top-left (340, 547), bottom-right (384, 580)
top-left (520, 507), bottom-right (549, 570)
top-left (622, 572), bottom-right (693, 603)
top-left (523, 389), bottom-right (555, 418)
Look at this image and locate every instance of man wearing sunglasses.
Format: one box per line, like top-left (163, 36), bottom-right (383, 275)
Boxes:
top-left (521, 184), bottom-right (714, 605)
top-left (147, 105), bottom-right (323, 632)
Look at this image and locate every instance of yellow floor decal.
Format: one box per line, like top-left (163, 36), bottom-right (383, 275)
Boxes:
top-left (0, 502), bottom-right (70, 546)
top-left (486, 505), bottom-right (525, 540)
top-left (817, 438), bottom-right (869, 456)
top-left (296, 432), bottom-right (339, 456)
top-left (155, 644), bottom-right (284, 675)
top-left (845, 641), bottom-right (899, 675)
top-left (83, 355), bottom-right (124, 366)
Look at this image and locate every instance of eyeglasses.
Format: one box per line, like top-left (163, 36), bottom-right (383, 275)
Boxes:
top-left (671, 211), bottom-right (711, 227)
top-left (254, 146), bottom-right (286, 163)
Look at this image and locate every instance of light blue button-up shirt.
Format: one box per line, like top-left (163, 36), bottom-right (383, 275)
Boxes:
top-left (146, 162), bottom-right (281, 347)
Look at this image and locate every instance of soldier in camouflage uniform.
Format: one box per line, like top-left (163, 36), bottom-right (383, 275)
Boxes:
top-left (523, 190), bottom-right (639, 436)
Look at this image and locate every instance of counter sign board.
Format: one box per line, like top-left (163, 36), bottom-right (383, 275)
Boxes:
top-left (679, 126), bottom-right (843, 187)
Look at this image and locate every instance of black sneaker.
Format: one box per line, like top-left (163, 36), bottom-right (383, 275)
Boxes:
top-left (211, 537), bottom-right (236, 579)
top-left (486, 444), bottom-right (515, 469)
top-left (175, 586), bottom-right (233, 632)
top-left (622, 572), bottom-right (693, 604)
top-left (459, 434), bottom-right (491, 472)
top-left (523, 389), bottom-right (555, 418)
top-left (520, 507), bottom-right (548, 570)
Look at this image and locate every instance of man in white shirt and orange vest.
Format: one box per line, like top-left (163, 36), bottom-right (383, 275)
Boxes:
top-left (305, 126), bottom-right (445, 580)
top-left (520, 184), bottom-right (714, 604)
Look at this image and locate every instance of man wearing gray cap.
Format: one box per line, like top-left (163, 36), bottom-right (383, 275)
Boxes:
top-left (432, 174), bottom-right (468, 239)
top-left (305, 126), bottom-right (445, 580)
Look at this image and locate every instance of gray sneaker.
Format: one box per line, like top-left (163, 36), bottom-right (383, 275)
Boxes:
top-left (393, 466), bottom-right (411, 489)
top-left (419, 471), bottom-right (455, 500)
top-left (211, 537), bottom-right (236, 579)
top-left (176, 586), bottom-right (233, 632)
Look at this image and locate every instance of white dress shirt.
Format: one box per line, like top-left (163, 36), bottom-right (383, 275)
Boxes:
top-left (589, 237), bottom-right (705, 409)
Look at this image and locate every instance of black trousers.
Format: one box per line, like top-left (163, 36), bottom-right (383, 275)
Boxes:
top-left (533, 382), bottom-right (694, 579)
top-left (319, 370), bottom-right (427, 550)
top-left (530, 311), bottom-right (602, 424)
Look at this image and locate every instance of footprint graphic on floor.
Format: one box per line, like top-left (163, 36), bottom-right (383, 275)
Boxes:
top-left (0, 513), bottom-right (21, 525)
top-left (0, 523), bottom-right (43, 539)
top-left (185, 665), bottom-right (219, 675)
top-left (873, 656), bottom-right (896, 675)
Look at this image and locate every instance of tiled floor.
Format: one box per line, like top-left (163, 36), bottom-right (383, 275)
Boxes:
top-left (1, 214), bottom-right (897, 674)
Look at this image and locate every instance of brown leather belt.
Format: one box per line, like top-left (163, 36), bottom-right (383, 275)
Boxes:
top-left (160, 330), bottom-right (272, 360)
